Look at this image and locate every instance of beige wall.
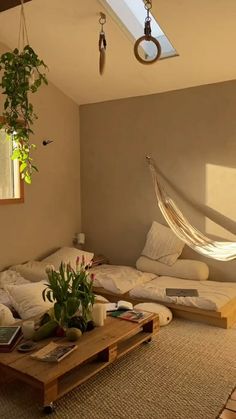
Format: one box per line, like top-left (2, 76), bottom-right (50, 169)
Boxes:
top-left (0, 43), bottom-right (81, 270)
top-left (80, 80), bottom-right (236, 282)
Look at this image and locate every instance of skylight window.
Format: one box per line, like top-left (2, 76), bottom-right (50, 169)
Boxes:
top-left (100, 0), bottom-right (177, 60)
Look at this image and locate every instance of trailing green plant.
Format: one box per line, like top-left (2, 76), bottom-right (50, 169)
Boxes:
top-left (43, 258), bottom-right (95, 327)
top-left (0, 45), bottom-right (48, 184)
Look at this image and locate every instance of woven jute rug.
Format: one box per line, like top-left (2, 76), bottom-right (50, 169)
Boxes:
top-left (0, 319), bottom-right (236, 419)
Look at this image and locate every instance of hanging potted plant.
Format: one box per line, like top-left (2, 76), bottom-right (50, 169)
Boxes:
top-left (0, 1), bottom-right (48, 184)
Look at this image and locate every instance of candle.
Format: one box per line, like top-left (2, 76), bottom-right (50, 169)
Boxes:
top-left (92, 303), bottom-right (105, 326)
top-left (22, 320), bottom-right (35, 339)
top-left (103, 304), bottom-right (107, 320)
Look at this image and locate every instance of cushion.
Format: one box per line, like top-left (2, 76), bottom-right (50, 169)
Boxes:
top-left (0, 269), bottom-right (29, 289)
top-left (5, 282), bottom-right (53, 320)
top-left (10, 261), bottom-right (54, 283)
top-left (0, 304), bottom-right (16, 326)
top-left (136, 256), bottom-right (209, 281)
top-left (43, 247), bottom-right (94, 270)
top-left (94, 294), bottom-right (109, 303)
top-left (0, 289), bottom-right (13, 309)
top-left (134, 302), bottom-right (172, 326)
top-left (142, 221), bottom-right (185, 266)
top-left (91, 264), bottom-right (156, 294)
top-left (0, 270), bottom-right (30, 311)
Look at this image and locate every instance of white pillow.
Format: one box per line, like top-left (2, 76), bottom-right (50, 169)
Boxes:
top-left (134, 302), bottom-right (172, 326)
top-left (0, 304), bottom-right (16, 326)
top-left (91, 264), bottom-right (156, 294)
top-left (136, 256), bottom-right (209, 281)
top-left (6, 282), bottom-right (53, 320)
top-left (43, 247), bottom-right (94, 270)
top-left (0, 269), bottom-right (29, 289)
top-left (142, 221), bottom-right (185, 266)
top-left (10, 261), bottom-right (54, 283)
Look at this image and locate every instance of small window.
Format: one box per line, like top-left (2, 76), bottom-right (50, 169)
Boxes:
top-left (0, 126), bottom-right (24, 204)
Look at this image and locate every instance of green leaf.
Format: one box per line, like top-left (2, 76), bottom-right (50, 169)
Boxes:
top-left (67, 297), bottom-right (80, 317)
top-left (20, 162), bottom-right (27, 173)
top-left (24, 174), bottom-right (32, 184)
top-left (46, 290), bottom-right (53, 303)
top-left (54, 302), bottom-right (62, 322)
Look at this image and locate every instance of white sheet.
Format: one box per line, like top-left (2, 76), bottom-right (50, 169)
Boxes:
top-left (91, 264), bottom-right (156, 294)
top-left (129, 276), bottom-right (236, 311)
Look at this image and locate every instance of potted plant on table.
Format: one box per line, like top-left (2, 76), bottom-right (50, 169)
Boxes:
top-left (41, 257), bottom-right (95, 337)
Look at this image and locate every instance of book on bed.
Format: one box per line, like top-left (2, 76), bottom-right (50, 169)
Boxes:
top-left (166, 288), bottom-right (199, 297)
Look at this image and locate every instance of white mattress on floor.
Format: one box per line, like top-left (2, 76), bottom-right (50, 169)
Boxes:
top-left (129, 276), bottom-right (236, 311)
top-left (91, 264), bottom-right (156, 294)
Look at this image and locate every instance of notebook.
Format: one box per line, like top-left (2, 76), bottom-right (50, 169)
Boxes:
top-left (166, 288), bottom-right (199, 297)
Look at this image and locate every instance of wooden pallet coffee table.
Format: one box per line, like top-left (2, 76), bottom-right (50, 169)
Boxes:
top-left (0, 313), bottom-right (159, 413)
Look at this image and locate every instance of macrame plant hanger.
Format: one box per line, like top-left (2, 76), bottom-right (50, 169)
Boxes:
top-left (18, 0), bottom-right (29, 52)
top-left (98, 12), bottom-right (107, 75)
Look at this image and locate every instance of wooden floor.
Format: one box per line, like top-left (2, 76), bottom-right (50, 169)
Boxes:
top-left (219, 388), bottom-right (236, 418)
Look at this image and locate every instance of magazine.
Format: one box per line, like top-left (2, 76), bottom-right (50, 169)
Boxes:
top-left (31, 342), bottom-right (77, 363)
top-left (0, 326), bottom-right (21, 346)
top-left (110, 310), bottom-right (152, 323)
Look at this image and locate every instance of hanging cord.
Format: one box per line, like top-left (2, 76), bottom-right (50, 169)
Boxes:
top-left (144, 0), bottom-right (152, 37)
top-left (134, 0), bottom-right (161, 65)
top-left (98, 12), bottom-right (107, 75)
top-left (18, 0), bottom-right (29, 52)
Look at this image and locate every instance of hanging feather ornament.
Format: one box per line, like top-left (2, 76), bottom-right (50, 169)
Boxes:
top-left (98, 13), bottom-right (107, 75)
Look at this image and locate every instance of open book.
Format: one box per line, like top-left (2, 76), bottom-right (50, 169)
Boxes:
top-left (105, 300), bottom-right (133, 312)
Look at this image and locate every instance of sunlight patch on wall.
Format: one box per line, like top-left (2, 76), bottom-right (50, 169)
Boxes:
top-left (206, 163), bottom-right (236, 241)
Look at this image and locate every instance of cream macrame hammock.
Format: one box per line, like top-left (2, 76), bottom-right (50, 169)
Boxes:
top-left (147, 157), bottom-right (236, 262)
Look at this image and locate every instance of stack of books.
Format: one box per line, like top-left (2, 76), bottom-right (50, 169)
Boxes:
top-left (0, 326), bottom-right (22, 352)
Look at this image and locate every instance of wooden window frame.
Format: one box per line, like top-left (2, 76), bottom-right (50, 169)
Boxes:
top-left (0, 116), bottom-right (24, 205)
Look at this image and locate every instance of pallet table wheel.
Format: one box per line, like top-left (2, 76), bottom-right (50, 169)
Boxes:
top-left (144, 337), bottom-right (152, 344)
top-left (43, 403), bottom-right (55, 414)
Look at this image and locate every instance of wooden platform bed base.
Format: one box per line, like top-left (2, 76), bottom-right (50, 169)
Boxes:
top-left (94, 287), bottom-right (236, 329)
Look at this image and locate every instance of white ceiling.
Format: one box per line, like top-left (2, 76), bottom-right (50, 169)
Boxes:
top-left (0, 0), bottom-right (236, 105)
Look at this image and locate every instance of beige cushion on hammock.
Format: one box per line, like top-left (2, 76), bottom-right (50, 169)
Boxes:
top-left (136, 256), bottom-right (209, 281)
top-left (142, 221), bottom-right (185, 266)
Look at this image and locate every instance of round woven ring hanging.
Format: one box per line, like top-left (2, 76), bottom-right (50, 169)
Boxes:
top-left (134, 35), bottom-right (161, 65)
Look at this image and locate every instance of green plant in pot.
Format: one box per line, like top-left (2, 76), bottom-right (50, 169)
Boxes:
top-left (42, 257), bottom-right (95, 332)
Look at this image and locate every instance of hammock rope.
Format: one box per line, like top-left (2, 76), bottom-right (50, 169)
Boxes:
top-left (147, 157), bottom-right (236, 261)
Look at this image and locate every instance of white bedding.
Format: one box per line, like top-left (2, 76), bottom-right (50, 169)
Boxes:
top-left (0, 270), bottom-right (30, 311)
top-left (129, 276), bottom-right (236, 311)
top-left (91, 264), bottom-right (156, 294)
